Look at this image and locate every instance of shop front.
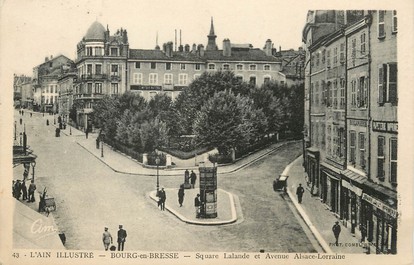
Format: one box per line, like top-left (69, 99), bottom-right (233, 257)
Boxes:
top-left (305, 147), bottom-right (319, 196)
top-left (340, 169), bottom-right (367, 236)
top-left (361, 182), bottom-right (397, 254)
top-left (320, 162), bottom-right (342, 215)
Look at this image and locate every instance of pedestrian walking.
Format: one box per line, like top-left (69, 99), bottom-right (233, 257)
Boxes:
top-left (117, 225), bottom-right (127, 251)
top-left (21, 110), bottom-right (24, 116)
top-left (102, 227), bottom-right (113, 251)
top-left (85, 128), bottom-right (89, 139)
top-left (46, 119), bottom-right (49, 126)
top-left (190, 170), bottom-right (197, 188)
top-left (21, 180), bottom-right (28, 200)
top-left (15, 180), bottom-right (22, 200)
top-left (28, 179), bottom-right (37, 202)
top-left (194, 194), bottom-right (201, 218)
top-left (158, 188), bottom-right (166, 211)
top-left (30, 113), bottom-right (32, 117)
top-left (296, 183), bottom-right (305, 203)
top-left (19, 118), bottom-right (22, 125)
top-left (332, 221), bottom-right (341, 246)
top-left (178, 184), bottom-right (185, 207)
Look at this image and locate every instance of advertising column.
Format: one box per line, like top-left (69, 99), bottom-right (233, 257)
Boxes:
top-left (199, 167), bottom-right (217, 218)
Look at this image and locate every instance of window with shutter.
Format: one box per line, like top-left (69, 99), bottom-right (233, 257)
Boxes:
top-left (377, 136), bottom-right (385, 180)
top-left (349, 131), bottom-right (356, 164)
top-left (388, 63), bottom-right (397, 104)
top-left (359, 133), bottom-right (366, 169)
top-left (378, 11), bottom-right (385, 39)
top-left (378, 64), bottom-right (385, 105)
top-left (392, 10), bottom-right (397, 33)
top-left (327, 81), bottom-right (332, 107)
top-left (389, 138), bottom-right (397, 185)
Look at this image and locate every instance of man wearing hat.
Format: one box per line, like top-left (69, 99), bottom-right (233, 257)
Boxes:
top-left (332, 221), bottom-right (341, 246)
top-left (102, 227), bottom-right (113, 251)
top-left (117, 225), bottom-right (127, 251)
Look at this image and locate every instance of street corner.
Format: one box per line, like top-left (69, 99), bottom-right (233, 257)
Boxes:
top-left (148, 188), bottom-right (238, 226)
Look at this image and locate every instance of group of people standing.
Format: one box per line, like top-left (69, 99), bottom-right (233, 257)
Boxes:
top-left (102, 225), bottom-right (127, 251)
top-left (184, 169), bottom-right (197, 188)
top-left (12, 179), bottom-right (36, 202)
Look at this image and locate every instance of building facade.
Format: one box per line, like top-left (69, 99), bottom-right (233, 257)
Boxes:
top-left (32, 55), bottom-right (74, 113)
top-left (302, 10), bottom-right (397, 254)
top-left (74, 22), bottom-right (129, 130)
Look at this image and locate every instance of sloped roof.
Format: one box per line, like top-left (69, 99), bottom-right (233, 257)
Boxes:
top-left (204, 49), bottom-right (281, 62)
top-left (129, 49), bottom-right (203, 62)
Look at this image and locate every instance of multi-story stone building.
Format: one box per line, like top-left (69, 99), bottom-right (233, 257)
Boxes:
top-left (128, 19), bottom-right (285, 101)
top-left (13, 74), bottom-right (32, 108)
top-left (302, 10), bottom-right (397, 254)
top-left (32, 55), bottom-right (74, 113)
top-left (74, 22), bottom-right (129, 130)
top-left (58, 67), bottom-right (77, 123)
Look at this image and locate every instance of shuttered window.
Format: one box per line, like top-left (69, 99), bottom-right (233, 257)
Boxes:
top-left (349, 131), bottom-right (356, 164)
top-left (377, 136), bottom-right (385, 180)
top-left (390, 138), bottom-right (397, 184)
top-left (378, 63), bottom-right (398, 105)
top-left (378, 11), bottom-right (385, 38)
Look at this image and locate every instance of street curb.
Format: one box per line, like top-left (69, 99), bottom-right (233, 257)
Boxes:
top-left (148, 188), bottom-right (237, 225)
top-left (283, 156), bottom-right (333, 254)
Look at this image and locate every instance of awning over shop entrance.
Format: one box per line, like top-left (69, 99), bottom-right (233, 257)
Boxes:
top-left (13, 200), bottom-right (64, 249)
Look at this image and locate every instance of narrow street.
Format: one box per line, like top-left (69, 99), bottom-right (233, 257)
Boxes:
top-left (14, 111), bottom-right (315, 252)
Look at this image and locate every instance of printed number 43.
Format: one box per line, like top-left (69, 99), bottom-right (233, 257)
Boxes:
top-left (12, 253), bottom-right (19, 258)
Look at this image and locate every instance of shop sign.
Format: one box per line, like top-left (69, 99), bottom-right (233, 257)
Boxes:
top-left (362, 193), bottom-right (397, 218)
top-left (341, 180), bottom-right (362, 196)
top-left (349, 119), bottom-right (367, 127)
top-left (372, 121), bottom-right (398, 134)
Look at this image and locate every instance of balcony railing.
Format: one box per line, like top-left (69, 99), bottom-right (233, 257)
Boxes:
top-left (80, 74), bottom-right (108, 81)
top-left (73, 93), bottom-right (104, 100)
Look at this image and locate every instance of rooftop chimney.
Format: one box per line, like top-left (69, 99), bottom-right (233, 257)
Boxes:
top-left (192, 44), bottom-right (197, 53)
top-left (185, 44), bottom-right (190, 52)
top-left (264, 39), bottom-right (272, 56)
top-left (198, 44), bottom-right (205, 57)
top-left (223, 39), bottom-right (231, 57)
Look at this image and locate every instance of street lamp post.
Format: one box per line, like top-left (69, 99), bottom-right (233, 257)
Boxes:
top-left (14, 121), bottom-right (17, 141)
top-left (31, 161), bottom-right (36, 183)
top-left (155, 157), bottom-right (160, 192)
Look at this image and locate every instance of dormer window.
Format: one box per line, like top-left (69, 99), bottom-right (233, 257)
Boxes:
top-left (111, 48), bottom-right (118, 56)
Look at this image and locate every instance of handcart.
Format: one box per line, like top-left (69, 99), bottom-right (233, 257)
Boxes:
top-left (273, 175), bottom-right (288, 193)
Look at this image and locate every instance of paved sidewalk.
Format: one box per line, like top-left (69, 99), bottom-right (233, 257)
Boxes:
top-left (61, 125), bottom-right (297, 176)
top-left (284, 156), bottom-right (367, 254)
top-left (148, 188), bottom-right (237, 225)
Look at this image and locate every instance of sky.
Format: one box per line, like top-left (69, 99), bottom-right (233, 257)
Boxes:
top-left (1, 0), bottom-right (311, 76)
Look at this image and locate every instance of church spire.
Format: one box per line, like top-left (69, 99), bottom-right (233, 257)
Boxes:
top-left (209, 17), bottom-right (215, 36)
top-left (206, 17), bottom-right (218, 51)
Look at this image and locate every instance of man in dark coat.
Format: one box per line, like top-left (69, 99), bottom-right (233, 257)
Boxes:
top-left (178, 185), bottom-right (185, 207)
top-left (158, 188), bottom-right (166, 211)
top-left (190, 170), bottom-right (197, 188)
top-left (28, 180), bottom-right (37, 202)
top-left (15, 180), bottom-right (22, 200)
top-left (194, 194), bottom-right (201, 218)
top-left (184, 169), bottom-right (190, 184)
top-left (21, 181), bottom-right (28, 200)
top-left (296, 183), bottom-right (305, 203)
top-left (117, 225), bottom-right (127, 251)
top-left (332, 221), bottom-right (341, 246)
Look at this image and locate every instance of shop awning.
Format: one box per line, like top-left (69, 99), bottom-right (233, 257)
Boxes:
top-left (13, 200), bottom-right (65, 249)
top-left (341, 169), bottom-right (368, 185)
top-left (364, 181), bottom-right (397, 201)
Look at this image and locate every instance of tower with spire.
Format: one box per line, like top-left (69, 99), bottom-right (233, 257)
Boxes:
top-left (206, 17), bottom-right (218, 51)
